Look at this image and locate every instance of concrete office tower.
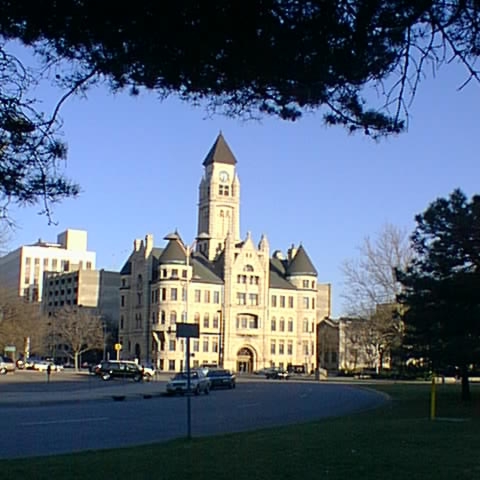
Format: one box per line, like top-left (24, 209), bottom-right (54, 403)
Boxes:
top-left (0, 229), bottom-right (96, 302)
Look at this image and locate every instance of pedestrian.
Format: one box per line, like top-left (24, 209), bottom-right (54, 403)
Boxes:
top-left (47, 363), bottom-right (51, 382)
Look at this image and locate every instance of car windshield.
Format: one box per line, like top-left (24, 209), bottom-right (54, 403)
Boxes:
top-left (207, 370), bottom-right (229, 377)
top-left (173, 372), bottom-right (198, 380)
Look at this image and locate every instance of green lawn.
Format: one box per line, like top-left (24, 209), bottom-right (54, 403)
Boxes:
top-left (2, 383), bottom-right (479, 480)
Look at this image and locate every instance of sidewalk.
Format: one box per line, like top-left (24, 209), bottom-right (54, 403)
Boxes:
top-left (0, 374), bottom-right (171, 407)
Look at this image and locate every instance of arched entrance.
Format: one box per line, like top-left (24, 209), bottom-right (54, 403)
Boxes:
top-left (237, 347), bottom-right (254, 373)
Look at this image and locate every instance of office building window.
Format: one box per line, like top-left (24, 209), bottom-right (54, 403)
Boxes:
top-left (171, 288), bottom-right (178, 301)
top-left (303, 319), bottom-right (309, 332)
top-left (168, 360), bottom-right (175, 371)
top-left (193, 340), bottom-right (200, 352)
top-left (213, 291), bottom-right (220, 304)
top-left (169, 340), bottom-right (176, 351)
top-left (170, 311), bottom-right (177, 324)
top-left (161, 288), bottom-right (167, 301)
top-left (204, 290), bottom-right (211, 303)
top-left (161, 311), bottom-right (166, 324)
top-left (303, 297), bottom-right (310, 309)
top-left (203, 339), bottom-right (209, 352)
top-left (279, 318), bottom-right (285, 332)
top-left (213, 312), bottom-right (219, 329)
top-left (249, 293), bottom-right (258, 306)
top-left (195, 289), bottom-right (201, 302)
top-left (287, 341), bottom-right (293, 355)
top-left (203, 313), bottom-right (210, 328)
top-left (303, 279), bottom-right (309, 288)
top-left (279, 341), bottom-right (285, 355)
top-left (271, 318), bottom-right (276, 331)
top-left (236, 293), bottom-right (246, 305)
top-left (212, 339), bottom-right (219, 353)
top-left (288, 318), bottom-right (294, 332)
top-left (271, 295), bottom-right (277, 307)
top-left (271, 341), bottom-right (276, 354)
top-left (194, 313), bottom-right (200, 324)
top-left (280, 296), bottom-right (286, 308)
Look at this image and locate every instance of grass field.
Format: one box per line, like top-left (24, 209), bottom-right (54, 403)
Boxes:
top-left (2, 383), bottom-right (479, 480)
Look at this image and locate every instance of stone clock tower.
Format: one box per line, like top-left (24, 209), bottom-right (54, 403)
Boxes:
top-left (197, 133), bottom-right (241, 260)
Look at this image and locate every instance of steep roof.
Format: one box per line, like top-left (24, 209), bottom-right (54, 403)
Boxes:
top-left (202, 133), bottom-right (237, 166)
top-left (269, 257), bottom-right (296, 290)
top-left (191, 254), bottom-right (223, 284)
top-left (287, 245), bottom-right (318, 276)
top-left (158, 239), bottom-right (186, 264)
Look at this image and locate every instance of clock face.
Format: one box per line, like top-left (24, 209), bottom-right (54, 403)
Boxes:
top-left (219, 171), bottom-right (229, 183)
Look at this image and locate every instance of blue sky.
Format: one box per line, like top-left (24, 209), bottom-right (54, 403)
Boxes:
top-left (5, 48), bottom-right (479, 317)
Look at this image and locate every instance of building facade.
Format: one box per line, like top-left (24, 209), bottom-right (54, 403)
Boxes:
top-left (119, 134), bottom-right (331, 373)
top-left (0, 229), bottom-right (96, 302)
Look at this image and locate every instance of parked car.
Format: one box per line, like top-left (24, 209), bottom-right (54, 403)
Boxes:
top-left (206, 369), bottom-right (236, 389)
top-left (254, 367), bottom-right (275, 376)
top-left (34, 361), bottom-right (63, 372)
top-left (0, 355), bottom-right (16, 375)
top-left (166, 370), bottom-right (211, 395)
top-left (265, 368), bottom-right (290, 380)
top-left (95, 360), bottom-right (144, 382)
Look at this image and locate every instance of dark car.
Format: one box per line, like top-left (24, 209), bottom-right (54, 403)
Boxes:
top-left (206, 369), bottom-right (236, 389)
top-left (265, 368), bottom-right (289, 380)
top-left (95, 360), bottom-right (144, 382)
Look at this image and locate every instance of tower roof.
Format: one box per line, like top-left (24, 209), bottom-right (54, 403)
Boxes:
top-left (202, 133), bottom-right (237, 166)
top-left (287, 245), bottom-right (318, 276)
top-left (158, 238), bottom-right (186, 264)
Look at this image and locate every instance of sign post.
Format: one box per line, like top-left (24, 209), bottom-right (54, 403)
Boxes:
top-left (114, 343), bottom-right (122, 361)
top-left (176, 323), bottom-right (200, 439)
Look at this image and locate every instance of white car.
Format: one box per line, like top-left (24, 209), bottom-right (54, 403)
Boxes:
top-left (166, 370), bottom-right (211, 395)
top-left (34, 361), bottom-right (63, 372)
top-left (142, 363), bottom-right (156, 380)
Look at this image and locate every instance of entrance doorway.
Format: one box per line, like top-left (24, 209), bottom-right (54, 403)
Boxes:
top-left (236, 347), bottom-right (254, 373)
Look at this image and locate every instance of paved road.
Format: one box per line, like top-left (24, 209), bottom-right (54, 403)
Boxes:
top-left (0, 373), bottom-right (387, 459)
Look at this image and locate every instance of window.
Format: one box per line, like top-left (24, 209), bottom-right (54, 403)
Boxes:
top-left (195, 289), bottom-right (201, 302)
top-left (120, 316), bottom-right (124, 329)
top-left (161, 288), bottom-right (167, 301)
top-left (311, 280), bottom-right (315, 288)
top-left (303, 297), bottom-right (310, 309)
top-left (279, 341), bottom-right (285, 355)
top-left (302, 279), bottom-right (309, 288)
top-left (203, 339), bottom-right (209, 352)
top-left (121, 295), bottom-right (125, 307)
top-left (213, 312), bottom-right (219, 329)
top-left (194, 313), bottom-right (200, 324)
top-left (168, 360), bottom-right (176, 371)
top-left (212, 339), bottom-right (219, 353)
top-left (171, 288), bottom-right (178, 301)
top-left (271, 295), bottom-right (277, 307)
top-left (182, 269), bottom-right (188, 279)
top-left (303, 319), bottom-right (309, 333)
top-left (52, 259), bottom-right (58, 269)
top-left (25, 257), bottom-right (31, 266)
top-left (171, 269), bottom-right (178, 279)
top-left (86, 261), bottom-right (92, 270)
top-left (287, 341), bottom-right (293, 355)
top-left (249, 293), bottom-right (258, 306)
top-left (203, 313), bottom-right (210, 328)
top-left (312, 298), bottom-right (315, 309)
top-left (280, 296), bottom-right (286, 308)
top-left (169, 340), bottom-right (176, 351)
top-left (213, 291), bottom-right (220, 304)
top-left (250, 275), bottom-right (259, 285)
top-left (271, 341), bottom-right (276, 355)
top-left (193, 340), bottom-right (200, 352)
top-left (43, 258), bottom-right (49, 268)
top-left (162, 268), bottom-right (167, 278)
top-left (219, 185), bottom-right (229, 196)
top-left (152, 311), bottom-right (156, 324)
top-left (288, 319), bottom-right (294, 332)
top-left (182, 287), bottom-right (187, 301)
top-left (34, 258), bottom-right (40, 266)
top-left (161, 311), bottom-right (166, 324)
top-left (236, 293), bottom-right (246, 305)
top-left (237, 275), bottom-right (247, 284)
top-left (303, 341), bottom-right (309, 355)
top-left (170, 311), bottom-right (177, 324)
top-left (244, 265), bottom-right (254, 272)
top-left (137, 293), bottom-right (142, 305)
top-left (271, 318), bottom-right (277, 331)
top-left (279, 318), bottom-right (285, 332)
top-left (181, 311), bottom-right (187, 322)
top-left (204, 290), bottom-right (211, 303)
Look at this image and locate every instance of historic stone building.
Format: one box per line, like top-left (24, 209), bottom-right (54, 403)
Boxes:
top-left (119, 134), bottom-right (331, 373)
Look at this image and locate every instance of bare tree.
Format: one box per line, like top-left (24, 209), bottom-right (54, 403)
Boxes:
top-left (0, 288), bottom-right (47, 358)
top-left (54, 307), bottom-right (103, 370)
top-left (341, 223), bottom-right (412, 371)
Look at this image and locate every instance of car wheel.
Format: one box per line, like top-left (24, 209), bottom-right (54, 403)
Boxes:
top-left (102, 373), bottom-right (111, 381)
top-left (0, 368), bottom-right (7, 375)
top-left (204, 385), bottom-right (210, 395)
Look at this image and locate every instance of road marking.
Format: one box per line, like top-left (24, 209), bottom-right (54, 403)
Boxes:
top-left (21, 417), bottom-right (109, 426)
top-left (237, 403), bottom-right (260, 409)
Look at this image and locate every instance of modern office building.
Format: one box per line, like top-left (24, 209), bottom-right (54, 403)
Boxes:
top-left (0, 229), bottom-right (96, 302)
top-left (118, 134), bottom-right (331, 373)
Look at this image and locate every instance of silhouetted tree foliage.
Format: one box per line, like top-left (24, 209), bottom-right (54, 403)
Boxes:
top-left (1, 1), bottom-right (480, 218)
top-left (397, 189), bottom-right (480, 401)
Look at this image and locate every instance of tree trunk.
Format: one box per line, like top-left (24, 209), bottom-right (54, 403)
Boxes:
top-left (461, 365), bottom-right (471, 402)
top-left (74, 352), bottom-right (79, 371)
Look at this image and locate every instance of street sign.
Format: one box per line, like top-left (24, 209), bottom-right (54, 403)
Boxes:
top-left (114, 343), bottom-right (122, 351)
top-left (176, 323), bottom-right (199, 339)
top-left (4, 345), bottom-right (16, 353)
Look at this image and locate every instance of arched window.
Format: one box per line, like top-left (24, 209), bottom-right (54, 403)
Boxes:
top-left (203, 313), bottom-right (210, 328)
top-left (271, 317), bottom-right (277, 331)
top-left (244, 265), bottom-right (254, 272)
top-left (279, 317), bottom-right (285, 332)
